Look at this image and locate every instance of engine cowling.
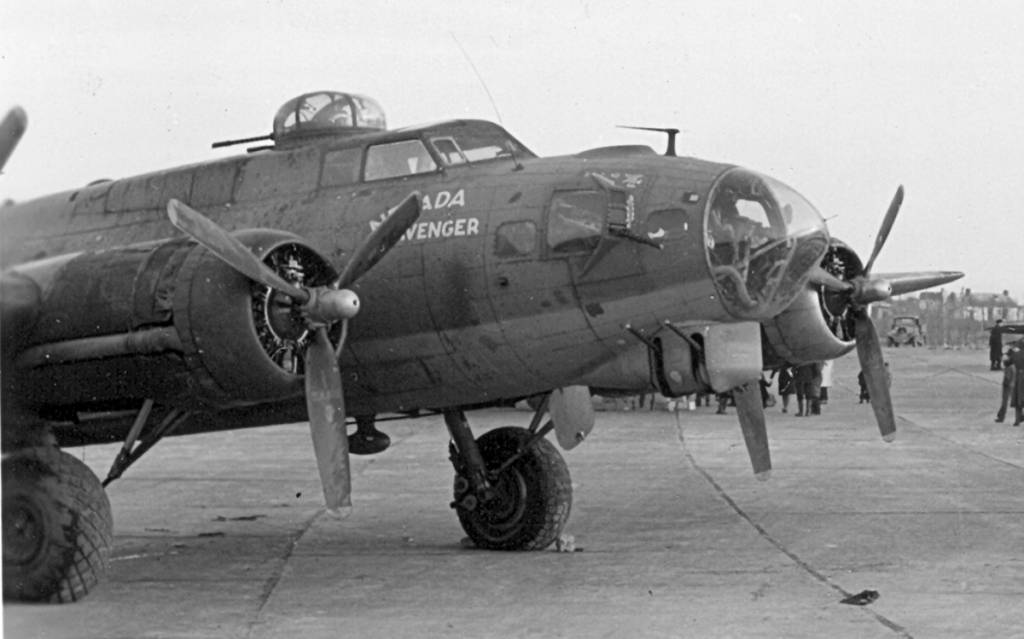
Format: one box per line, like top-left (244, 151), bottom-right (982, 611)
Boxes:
top-left (10, 230), bottom-right (338, 411)
top-left (761, 240), bottom-right (862, 367)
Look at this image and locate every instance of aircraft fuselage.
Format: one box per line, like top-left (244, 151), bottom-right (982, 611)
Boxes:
top-left (1, 119), bottom-right (827, 436)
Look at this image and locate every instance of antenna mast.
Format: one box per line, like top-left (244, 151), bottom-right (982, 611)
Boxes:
top-left (450, 32), bottom-right (503, 125)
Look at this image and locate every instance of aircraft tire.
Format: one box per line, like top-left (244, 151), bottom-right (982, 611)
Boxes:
top-left (2, 446), bottom-right (113, 603)
top-left (456, 426), bottom-right (571, 551)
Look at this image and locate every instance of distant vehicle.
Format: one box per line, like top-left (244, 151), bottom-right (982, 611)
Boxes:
top-left (887, 316), bottom-right (925, 347)
top-left (992, 322), bottom-right (1024, 336)
top-left (990, 322), bottom-right (1024, 352)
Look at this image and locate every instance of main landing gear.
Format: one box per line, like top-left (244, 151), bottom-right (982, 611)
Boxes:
top-left (2, 444), bottom-right (113, 602)
top-left (444, 408), bottom-right (571, 550)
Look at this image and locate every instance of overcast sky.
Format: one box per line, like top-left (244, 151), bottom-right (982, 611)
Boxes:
top-left (2, 0), bottom-right (1021, 299)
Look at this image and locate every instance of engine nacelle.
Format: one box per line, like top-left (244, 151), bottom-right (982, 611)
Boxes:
top-left (761, 240), bottom-right (861, 366)
top-left (10, 230), bottom-right (337, 411)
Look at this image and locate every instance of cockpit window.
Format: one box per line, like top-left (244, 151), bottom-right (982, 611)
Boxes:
top-left (431, 137), bottom-right (468, 165)
top-left (547, 190), bottom-right (605, 254)
top-left (426, 121), bottom-right (534, 167)
top-left (322, 148), bottom-right (362, 186)
top-left (364, 140), bottom-right (438, 181)
top-left (705, 168), bottom-right (829, 318)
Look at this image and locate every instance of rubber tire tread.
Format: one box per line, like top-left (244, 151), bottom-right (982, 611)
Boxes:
top-left (3, 446), bottom-right (113, 603)
top-left (456, 426), bottom-right (571, 551)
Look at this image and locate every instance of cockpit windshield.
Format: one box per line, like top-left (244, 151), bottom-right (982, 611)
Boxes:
top-left (705, 168), bottom-right (829, 319)
top-left (425, 121), bottom-right (535, 166)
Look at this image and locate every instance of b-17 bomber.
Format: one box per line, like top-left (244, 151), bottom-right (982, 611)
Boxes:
top-left (0, 91), bottom-right (962, 602)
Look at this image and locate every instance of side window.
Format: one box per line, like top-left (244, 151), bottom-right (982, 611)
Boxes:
top-left (364, 140), bottom-right (437, 181)
top-left (430, 137), bottom-right (468, 165)
top-left (547, 190), bottom-right (605, 254)
top-left (494, 221), bottom-right (537, 258)
top-left (643, 208), bottom-right (690, 242)
top-left (322, 148), bottom-right (362, 187)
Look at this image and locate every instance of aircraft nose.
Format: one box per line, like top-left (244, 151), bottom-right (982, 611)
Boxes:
top-left (704, 169), bottom-right (830, 320)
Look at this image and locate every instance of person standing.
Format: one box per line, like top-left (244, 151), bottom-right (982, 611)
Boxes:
top-left (759, 374), bottom-right (775, 408)
top-left (995, 348), bottom-right (1017, 423)
top-left (989, 319), bottom-right (1004, 370)
top-left (858, 362), bottom-right (891, 403)
top-left (715, 392), bottom-right (732, 415)
top-left (793, 364), bottom-right (810, 416)
top-left (820, 359), bottom-right (834, 404)
top-left (793, 363), bottom-right (822, 416)
top-left (808, 361), bottom-right (823, 415)
top-left (1009, 346), bottom-right (1024, 426)
top-left (773, 366), bottom-right (794, 413)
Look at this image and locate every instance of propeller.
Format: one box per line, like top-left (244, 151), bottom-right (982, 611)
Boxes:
top-left (167, 192), bottom-right (421, 513)
top-left (733, 382), bottom-right (771, 479)
top-left (0, 106), bottom-right (28, 173)
top-left (334, 194), bottom-right (422, 289)
top-left (809, 186), bottom-right (962, 442)
top-left (854, 308), bottom-right (896, 441)
top-left (863, 185), bottom-right (904, 276)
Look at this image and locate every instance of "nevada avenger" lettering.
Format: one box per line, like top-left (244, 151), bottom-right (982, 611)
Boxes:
top-left (369, 188), bottom-right (479, 242)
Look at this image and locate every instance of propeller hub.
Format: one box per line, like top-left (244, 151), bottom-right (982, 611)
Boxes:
top-left (853, 278), bottom-right (892, 305)
top-left (306, 288), bottom-right (360, 323)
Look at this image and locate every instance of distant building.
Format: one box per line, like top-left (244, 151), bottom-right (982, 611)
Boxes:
top-left (961, 289), bottom-right (1022, 323)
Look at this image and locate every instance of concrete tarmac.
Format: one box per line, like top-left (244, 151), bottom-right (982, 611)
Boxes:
top-left (5, 348), bottom-right (1023, 638)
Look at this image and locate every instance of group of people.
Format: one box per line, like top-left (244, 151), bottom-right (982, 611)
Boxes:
top-left (709, 360), bottom-right (845, 416)
top-left (676, 319), bottom-right (1020, 427)
top-left (764, 359), bottom-right (894, 414)
top-left (768, 360), bottom-right (839, 416)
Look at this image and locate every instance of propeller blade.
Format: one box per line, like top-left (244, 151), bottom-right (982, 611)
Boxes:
top-left (0, 106), bottom-right (28, 173)
top-left (853, 311), bottom-right (896, 442)
top-left (883, 271), bottom-right (965, 297)
top-left (808, 265), bottom-right (854, 292)
top-left (863, 185), bottom-right (904, 275)
top-left (305, 326), bottom-right (352, 515)
top-left (166, 199), bottom-right (310, 303)
top-left (335, 192), bottom-right (421, 289)
top-left (732, 382), bottom-right (772, 480)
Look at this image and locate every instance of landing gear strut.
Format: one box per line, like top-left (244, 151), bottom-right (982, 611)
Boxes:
top-left (445, 409), bottom-right (571, 551)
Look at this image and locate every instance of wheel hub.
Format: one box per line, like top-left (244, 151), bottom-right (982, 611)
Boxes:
top-left (475, 467), bottom-right (528, 530)
top-left (3, 496), bottom-right (46, 566)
